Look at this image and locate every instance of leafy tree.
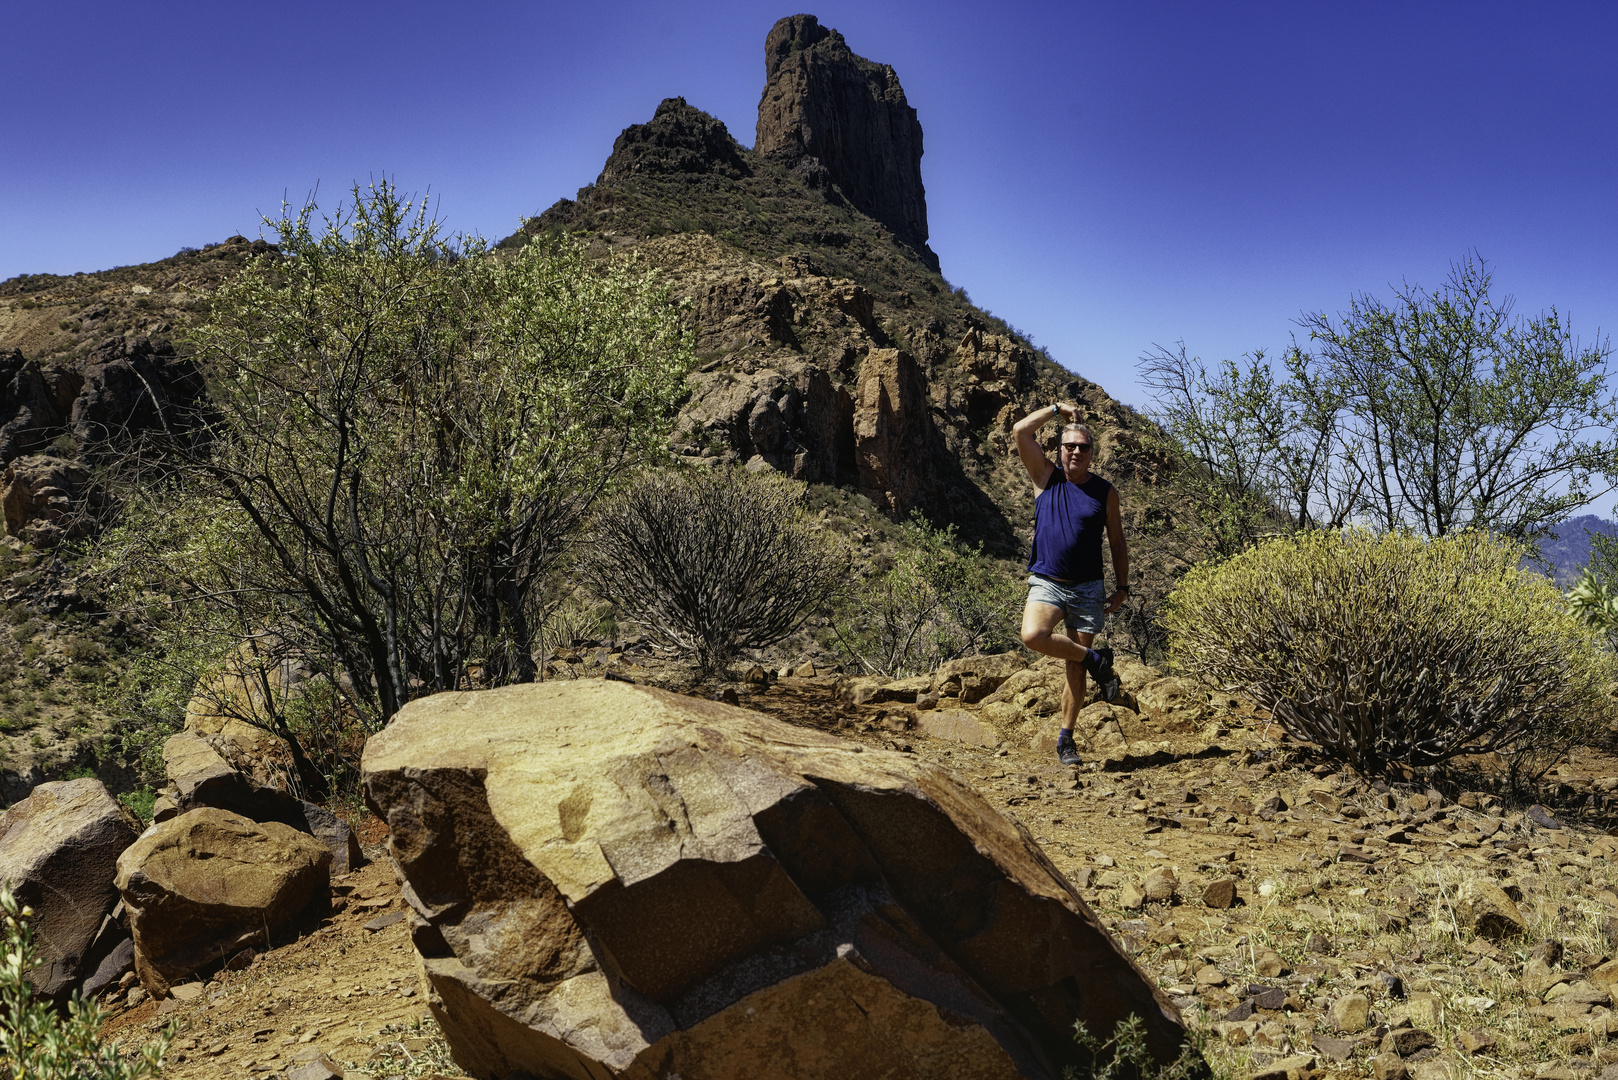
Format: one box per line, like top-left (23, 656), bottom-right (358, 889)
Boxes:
top-left (99, 180), bottom-right (694, 741)
top-left (1567, 529), bottom-right (1618, 650)
top-left (579, 466), bottom-right (850, 679)
top-left (0, 883), bottom-right (171, 1079)
top-left (1142, 257), bottom-right (1618, 544)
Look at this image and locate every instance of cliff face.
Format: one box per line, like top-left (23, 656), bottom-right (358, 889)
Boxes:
top-left (755, 15), bottom-right (934, 269)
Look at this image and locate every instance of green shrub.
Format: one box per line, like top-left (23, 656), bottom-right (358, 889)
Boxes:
top-left (1067, 1014), bottom-right (1209, 1080)
top-left (832, 514), bottom-right (1022, 677)
top-left (118, 787), bottom-right (157, 824)
top-left (0, 883), bottom-right (171, 1078)
top-left (1162, 530), bottom-right (1615, 778)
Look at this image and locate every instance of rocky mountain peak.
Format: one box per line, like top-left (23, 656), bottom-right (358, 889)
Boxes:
top-left (755, 14), bottom-right (934, 269)
top-left (598, 96), bottom-right (751, 184)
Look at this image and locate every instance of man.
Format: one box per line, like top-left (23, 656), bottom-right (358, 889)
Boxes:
top-left (1013, 402), bottom-right (1129, 767)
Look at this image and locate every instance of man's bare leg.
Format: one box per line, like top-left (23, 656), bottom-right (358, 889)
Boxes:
top-left (1022, 600), bottom-right (1095, 737)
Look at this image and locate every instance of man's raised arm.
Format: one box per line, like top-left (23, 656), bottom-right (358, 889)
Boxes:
top-left (1013, 403), bottom-right (1067, 487)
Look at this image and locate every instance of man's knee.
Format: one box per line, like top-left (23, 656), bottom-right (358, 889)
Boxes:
top-left (1020, 624), bottom-right (1048, 650)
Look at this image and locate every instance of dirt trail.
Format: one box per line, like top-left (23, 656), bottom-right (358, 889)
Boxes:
top-left (96, 674), bottom-right (1618, 1080)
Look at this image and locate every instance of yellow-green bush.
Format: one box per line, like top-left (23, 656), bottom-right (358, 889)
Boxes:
top-left (1162, 529), bottom-right (1615, 777)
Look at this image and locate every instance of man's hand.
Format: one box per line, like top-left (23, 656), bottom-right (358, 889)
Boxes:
top-left (1104, 589), bottom-right (1128, 614)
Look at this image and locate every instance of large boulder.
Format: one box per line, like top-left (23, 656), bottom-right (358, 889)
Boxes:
top-left (161, 732), bottom-right (361, 873)
top-left (70, 335), bottom-right (206, 456)
top-left (182, 638), bottom-right (309, 791)
top-left (854, 348), bottom-right (937, 519)
top-left (1135, 676), bottom-right (1212, 732)
top-left (0, 350), bottom-right (80, 465)
top-left (0, 778), bottom-right (139, 1000)
top-left (362, 680), bottom-right (1186, 1080)
top-left (114, 807), bottom-right (331, 995)
top-left (1, 454), bottom-right (90, 547)
top-left (934, 652), bottom-right (1028, 703)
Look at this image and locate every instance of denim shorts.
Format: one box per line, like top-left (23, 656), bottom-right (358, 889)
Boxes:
top-left (1026, 575), bottom-right (1106, 635)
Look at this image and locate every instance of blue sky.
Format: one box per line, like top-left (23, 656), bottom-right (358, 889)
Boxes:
top-left (6, 1), bottom-right (1618, 417)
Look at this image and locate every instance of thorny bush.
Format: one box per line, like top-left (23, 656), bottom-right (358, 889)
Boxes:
top-left (579, 466), bottom-right (850, 679)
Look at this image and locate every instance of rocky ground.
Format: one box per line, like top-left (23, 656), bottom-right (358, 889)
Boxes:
top-left (92, 657), bottom-right (1618, 1080)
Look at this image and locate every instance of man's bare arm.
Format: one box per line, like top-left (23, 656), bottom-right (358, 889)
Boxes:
top-left (1105, 487), bottom-right (1129, 614)
top-left (1013, 403), bottom-right (1066, 488)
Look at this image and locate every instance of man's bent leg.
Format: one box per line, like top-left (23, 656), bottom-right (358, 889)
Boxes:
top-left (1021, 599), bottom-right (1091, 665)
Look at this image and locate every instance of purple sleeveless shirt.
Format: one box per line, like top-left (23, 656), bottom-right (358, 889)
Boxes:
top-left (1028, 470), bottom-right (1112, 583)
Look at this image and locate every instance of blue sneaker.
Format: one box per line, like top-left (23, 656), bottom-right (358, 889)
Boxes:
top-left (1056, 734), bottom-right (1082, 767)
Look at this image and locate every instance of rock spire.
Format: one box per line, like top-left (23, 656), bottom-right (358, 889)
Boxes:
top-left (756, 14), bottom-right (935, 268)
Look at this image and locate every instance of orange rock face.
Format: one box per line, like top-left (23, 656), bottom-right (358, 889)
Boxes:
top-left (361, 680), bottom-right (1188, 1079)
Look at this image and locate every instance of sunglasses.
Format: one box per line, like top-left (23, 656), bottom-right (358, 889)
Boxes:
top-left (1061, 442), bottom-right (1093, 452)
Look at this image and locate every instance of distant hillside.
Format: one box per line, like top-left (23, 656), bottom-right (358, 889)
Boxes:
top-left (1, 15), bottom-right (1152, 562)
top-left (1538, 513), bottom-right (1618, 583)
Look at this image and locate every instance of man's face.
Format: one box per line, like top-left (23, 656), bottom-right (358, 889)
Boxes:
top-left (1060, 436), bottom-right (1093, 469)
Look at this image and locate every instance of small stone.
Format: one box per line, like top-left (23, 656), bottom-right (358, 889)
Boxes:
top-left (1329, 993), bottom-right (1371, 1033)
top-left (1532, 940), bottom-right (1566, 966)
top-left (1224, 999), bottom-right (1256, 1022)
top-left (225, 947), bottom-right (256, 971)
top-left (1382, 1027), bottom-right (1438, 1057)
top-left (1312, 1033), bottom-right (1358, 1061)
top-left (1255, 950), bottom-right (1288, 978)
top-left (1408, 794), bottom-right (1430, 812)
top-left (1527, 804), bottom-right (1564, 830)
top-left (126, 986), bottom-right (147, 1007)
top-left (1456, 1029), bottom-right (1495, 1056)
top-left (1095, 854), bottom-right (1116, 867)
top-left (1378, 972), bottom-right (1406, 999)
top-left (794, 661), bottom-right (816, 678)
top-left (364, 910), bottom-right (406, 932)
top-left (1119, 881), bottom-right (1147, 909)
top-left (1204, 879), bottom-right (1238, 909)
top-left (1590, 958), bottom-right (1618, 993)
top-left (1248, 1053), bottom-right (1317, 1080)
top-left (1070, 867), bottom-right (1094, 889)
top-left (1312, 791), bottom-right (1342, 812)
top-left (1250, 985), bottom-right (1288, 1010)
top-left (170, 982), bottom-right (204, 1002)
top-left (1373, 1052), bottom-right (1411, 1080)
top-left (1149, 924), bottom-right (1181, 946)
top-left (1143, 866), bottom-right (1179, 902)
top-left (1457, 881), bottom-right (1527, 943)
top-left (1195, 964), bottom-right (1228, 988)
top-left (1404, 991), bottom-right (1441, 1028)
top-left (287, 1056), bottom-right (346, 1080)
top-left (1307, 933), bottom-right (1333, 954)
